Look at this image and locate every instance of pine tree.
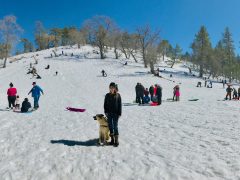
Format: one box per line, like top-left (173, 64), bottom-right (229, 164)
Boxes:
top-left (221, 27), bottom-right (235, 81)
top-left (157, 40), bottom-right (170, 61)
top-left (169, 44), bottom-right (182, 68)
top-left (191, 26), bottom-right (212, 77)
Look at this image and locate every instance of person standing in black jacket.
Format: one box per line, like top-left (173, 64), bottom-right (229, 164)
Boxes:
top-left (104, 82), bottom-right (122, 147)
top-left (135, 83), bottom-right (145, 104)
top-left (156, 85), bottom-right (162, 105)
top-left (149, 85), bottom-right (154, 101)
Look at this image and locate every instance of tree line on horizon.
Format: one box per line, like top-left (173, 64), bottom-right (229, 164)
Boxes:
top-left (0, 15), bottom-right (239, 82)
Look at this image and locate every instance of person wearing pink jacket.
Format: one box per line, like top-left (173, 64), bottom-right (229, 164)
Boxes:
top-left (7, 82), bottom-right (17, 109)
top-left (173, 85), bottom-right (180, 101)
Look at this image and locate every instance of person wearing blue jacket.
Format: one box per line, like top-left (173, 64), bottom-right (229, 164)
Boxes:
top-left (28, 82), bottom-right (44, 109)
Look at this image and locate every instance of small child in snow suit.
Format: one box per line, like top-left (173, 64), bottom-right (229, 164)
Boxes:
top-left (233, 88), bottom-right (238, 99)
top-left (15, 95), bottom-right (20, 109)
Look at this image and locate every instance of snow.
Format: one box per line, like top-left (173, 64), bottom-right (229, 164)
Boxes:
top-left (0, 45), bottom-right (240, 180)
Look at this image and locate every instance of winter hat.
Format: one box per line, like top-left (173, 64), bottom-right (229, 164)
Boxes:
top-left (109, 82), bottom-right (116, 88)
top-left (24, 98), bottom-right (28, 101)
top-left (32, 82), bottom-right (36, 85)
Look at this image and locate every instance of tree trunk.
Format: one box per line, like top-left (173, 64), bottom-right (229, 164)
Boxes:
top-left (142, 49), bottom-right (148, 68)
top-left (52, 50), bottom-right (58, 57)
top-left (150, 61), bottom-right (155, 74)
top-left (130, 51), bottom-right (138, 63)
top-left (199, 64), bottom-right (203, 77)
top-left (121, 47), bottom-right (129, 59)
top-left (3, 57), bottom-right (7, 68)
top-left (170, 58), bottom-right (176, 68)
top-left (3, 45), bottom-right (8, 68)
top-left (114, 47), bottom-right (118, 59)
top-left (99, 46), bottom-right (105, 59)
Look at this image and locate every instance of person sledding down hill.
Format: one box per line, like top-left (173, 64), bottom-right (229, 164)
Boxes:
top-left (101, 70), bottom-right (107, 77)
top-left (225, 85), bottom-right (233, 100)
top-left (45, 65), bottom-right (50, 69)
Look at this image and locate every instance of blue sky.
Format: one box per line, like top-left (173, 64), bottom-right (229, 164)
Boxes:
top-left (1, 0), bottom-right (240, 54)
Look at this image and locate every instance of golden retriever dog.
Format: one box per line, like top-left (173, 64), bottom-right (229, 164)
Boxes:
top-left (93, 114), bottom-right (110, 145)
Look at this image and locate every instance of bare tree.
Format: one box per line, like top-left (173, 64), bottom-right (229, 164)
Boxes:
top-left (119, 32), bottom-right (139, 62)
top-left (146, 45), bottom-right (158, 74)
top-left (69, 28), bottom-right (86, 48)
top-left (136, 25), bottom-right (160, 68)
top-left (50, 28), bottom-right (62, 47)
top-left (157, 40), bottom-right (170, 61)
top-left (83, 15), bottom-right (117, 59)
top-left (0, 15), bottom-right (23, 68)
top-left (107, 28), bottom-right (122, 59)
top-left (21, 38), bottom-right (34, 53)
top-left (119, 32), bottom-right (131, 59)
top-left (35, 21), bottom-right (49, 50)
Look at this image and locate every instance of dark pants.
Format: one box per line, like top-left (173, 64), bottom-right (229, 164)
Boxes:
top-left (226, 93), bottom-right (231, 100)
top-left (157, 96), bottom-right (162, 105)
top-left (33, 95), bottom-right (40, 108)
top-left (107, 113), bottom-right (119, 135)
top-left (8, 96), bottom-right (16, 108)
top-left (150, 94), bottom-right (153, 101)
top-left (136, 95), bottom-right (144, 104)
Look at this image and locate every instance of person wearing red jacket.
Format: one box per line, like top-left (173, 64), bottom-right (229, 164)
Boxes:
top-left (7, 82), bottom-right (17, 109)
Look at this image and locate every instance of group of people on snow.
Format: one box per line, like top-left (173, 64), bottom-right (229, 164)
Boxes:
top-left (135, 83), bottom-right (181, 105)
top-left (6, 82), bottom-right (44, 112)
top-left (225, 85), bottom-right (240, 100)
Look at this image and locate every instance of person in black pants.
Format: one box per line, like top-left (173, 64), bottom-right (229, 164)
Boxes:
top-left (7, 83), bottom-right (17, 109)
top-left (156, 85), bottom-right (162, 105)
top-left (149, 85), bottom-right (154, 101)
top-left (104, 82), bottom-right (122, 147)
top-left (135, 83), bottom-right (144, 104)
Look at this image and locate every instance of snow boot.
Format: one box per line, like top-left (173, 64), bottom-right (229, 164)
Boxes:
top-left (109, 134), bottom-right (114, 145)
top-left (113, 135), bottom-right (119, 147)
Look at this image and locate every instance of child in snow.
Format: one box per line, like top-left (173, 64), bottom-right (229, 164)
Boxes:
top-left (143, 88), bottom-right (150, 104)
top-left (173, 85), bottom-right (180, 101)
top-left (175, 85), bottom-right (180, 101)
top-left (233, 88), bottom-right (238, 99)
top-left (15, 95), bottom-right (20, 109)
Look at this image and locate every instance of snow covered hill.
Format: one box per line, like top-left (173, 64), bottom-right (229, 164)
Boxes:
top-left (0, 45), bottom-right (239, 180)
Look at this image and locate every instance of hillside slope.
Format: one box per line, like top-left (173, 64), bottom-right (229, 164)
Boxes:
top-left (0, 46), bottom-right (239, 180)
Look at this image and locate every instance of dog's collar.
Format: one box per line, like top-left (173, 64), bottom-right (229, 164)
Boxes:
top-left (100, 125), bottom-right (108, 127)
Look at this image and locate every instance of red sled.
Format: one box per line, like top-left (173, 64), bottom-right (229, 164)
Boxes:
top-left (150, 102), bottom-right (159, 106)
top-left (66, 107), bottom-right (86, 112)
